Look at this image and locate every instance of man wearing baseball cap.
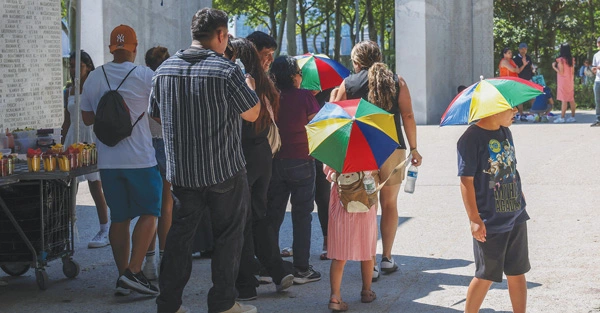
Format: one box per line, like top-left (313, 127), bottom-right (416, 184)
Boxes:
top-left (81, 24), bottom-right (162, 296)
top-left (591, 37), bottom-right (600, 127)
top-left (513, 42), bottom-right (533, 121)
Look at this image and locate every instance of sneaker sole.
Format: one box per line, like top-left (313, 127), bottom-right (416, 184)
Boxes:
top-left (372, 273), bottom-right (379, 282)
top-left (88, 242), bottom-right (110, 249)
top-left (114, 286), bottom-right (131, 296)
top-left (236, 296), bottom-right (258, 301)
top-left (276, 274), bottom-right (294, 292)
top-left (293, 276), bottom-right (321, 284)
top-left (257, 276), bottom-right (273, 284)
top-left (118, 276), bottom-right (159, 295)
top-left (380, 265), bottom-right (398, 273)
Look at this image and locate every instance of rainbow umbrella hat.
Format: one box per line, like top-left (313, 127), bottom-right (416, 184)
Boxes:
top-left (440, 76), bottom-right (543, 126)
top-left (295, 53), bottom-right (351, 91)
top-left (306, 98), bottom-right (399, 173)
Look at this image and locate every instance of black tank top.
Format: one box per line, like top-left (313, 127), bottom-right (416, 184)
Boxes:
top-left (344, 69), bottom-right (407, 149)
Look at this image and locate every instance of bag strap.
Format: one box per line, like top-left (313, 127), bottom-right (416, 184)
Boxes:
top-left (374, 155), bottom-right (412, 193)
top-left (132, 112), bottom-right (145, 127)
top-left (101, 66), bottom-right (137, 91)
top-left (264, 98), bottom-right (278, 128)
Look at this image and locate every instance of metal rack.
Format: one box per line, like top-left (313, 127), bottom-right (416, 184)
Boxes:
top-left (0, 164), bottom-right (97, 290)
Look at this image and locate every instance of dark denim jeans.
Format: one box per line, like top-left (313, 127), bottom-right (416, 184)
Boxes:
top-left (157, 170), bottom-right (249, 313)
top-left (267, 158), bottom-right (316, 270)
top-left (314, 159), bottom-right (331, 237)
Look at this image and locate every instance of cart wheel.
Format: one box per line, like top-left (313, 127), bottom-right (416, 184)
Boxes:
top-left (35, 269), bottom-right (49, 290)
top-left (1, 264), bottom-right (31, 276)
top-left (62, 259), bottom-right (80, 279)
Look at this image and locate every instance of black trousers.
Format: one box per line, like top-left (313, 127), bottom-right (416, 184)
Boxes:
top-left (157, 170), bottom-right (249, 313)
top-left (236, 147), bottom-right (290, 291)
top-left (314, 160), bottom-right (331, 237)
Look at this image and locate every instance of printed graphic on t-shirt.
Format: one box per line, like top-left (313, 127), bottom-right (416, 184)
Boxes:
top-left (483, 138), bottom-right (520, 213)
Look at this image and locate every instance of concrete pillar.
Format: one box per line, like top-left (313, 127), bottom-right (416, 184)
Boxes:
top-left (395, 0), bottom-right (493, 125)
top-left (81, 0), bottom-right (212, 66)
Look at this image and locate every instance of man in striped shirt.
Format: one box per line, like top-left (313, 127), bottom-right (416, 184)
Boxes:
top-left (153, 8), bottom-right (260, 313)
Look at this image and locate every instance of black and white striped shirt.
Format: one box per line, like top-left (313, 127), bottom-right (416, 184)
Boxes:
top-left (151, 47), bottom-right (259, 187)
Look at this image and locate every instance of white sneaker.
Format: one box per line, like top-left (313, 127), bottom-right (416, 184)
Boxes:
top-left (554, 117), bottom-right (565, 123)
top-left (566, 116), bottom-right (576, 123)
top-left (143, 256), bottom-right (158, 281)
top-left (380, 256), bottom-right (398, 273)
top-left (88, 230), bottom-right (109, 248)
top-left (372, 266), bottom-right (380, 282)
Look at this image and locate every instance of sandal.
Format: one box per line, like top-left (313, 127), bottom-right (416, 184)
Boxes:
top-left (281, 247), bottom-right (293, 257)
top-left (320, 250), bottom-right (329, 260)
top-left (328, 296), bottom-right (349, 312)
top-left (360, 290), bottom-right (377, 303)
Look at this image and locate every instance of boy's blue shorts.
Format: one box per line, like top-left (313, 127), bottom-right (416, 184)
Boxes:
top-left (100, 166), bottom-right (162, 223)
top-left (473, 221), bottom-right (530, 282)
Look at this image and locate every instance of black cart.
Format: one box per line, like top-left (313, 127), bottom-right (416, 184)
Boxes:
top-left (0, 163), bottom-right (97, 290)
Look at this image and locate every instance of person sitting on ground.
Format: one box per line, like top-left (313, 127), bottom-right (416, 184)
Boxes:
top-left (246, 31), bottom-right (277, 72)
top-left (531, 86), bottom-right (554, 123)
top-left (457, 107), bottom-right (530, 313)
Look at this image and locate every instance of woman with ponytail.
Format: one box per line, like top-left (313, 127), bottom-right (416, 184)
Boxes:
top-left (327, 41), bottom-right (422, 308)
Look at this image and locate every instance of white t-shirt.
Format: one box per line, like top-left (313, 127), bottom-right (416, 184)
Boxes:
top-left (592, 50), bottom-right (600, 82)
top-left (80, 61), bottom-right (157, 169)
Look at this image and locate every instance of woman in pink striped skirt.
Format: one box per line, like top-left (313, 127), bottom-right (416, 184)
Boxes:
top-left (325, 166), bottom-right (377, 312)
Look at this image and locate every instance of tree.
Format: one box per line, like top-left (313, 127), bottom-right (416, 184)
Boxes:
top-left (214, 0), bottom-right (285, 45)
top-left (286, 0), bottom-right (297, 55)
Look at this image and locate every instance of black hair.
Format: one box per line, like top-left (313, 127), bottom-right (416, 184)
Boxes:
top-left (270, 56), bottom-right (298, 90)
top-left (145, 46), bottom-right (170, 71)
top-left (457, 85), bottom-right (467, 93)
top-left (501, 47), bottom-right (511, 56)
top-left (191, 8), bottom-right (228, 41)
top-left (558, 43), bottom-right (573, 67)
top-left (69, 50), bottom-right (95, 71)
top-left (246, 31), bottom-right (277, 52)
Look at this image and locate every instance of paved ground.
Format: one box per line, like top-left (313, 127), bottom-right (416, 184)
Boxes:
top-left (1, 111), bottom-right (599, 313)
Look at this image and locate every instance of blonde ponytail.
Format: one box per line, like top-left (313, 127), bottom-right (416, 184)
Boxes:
top-left (367, 62), bottom-right (396, 111)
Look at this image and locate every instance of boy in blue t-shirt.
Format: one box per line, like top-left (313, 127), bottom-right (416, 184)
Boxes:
top-left (457, 108), bottom-right (530, 313)
top-left (530, 86), bottom-right (554, 123)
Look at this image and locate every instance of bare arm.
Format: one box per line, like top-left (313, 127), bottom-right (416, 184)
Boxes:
top-left (331, 81), bottom-right (347, 101)
top-left (82, 111), bottom-right (95, 126)
top-left (500, 59), bottom-right (523, 73)
top-left (397, 76), bottom-right (422, 166)
top-left (460, 176), bottom-right (486, 242)
top-left (61, 109), bottom-right (70, 144)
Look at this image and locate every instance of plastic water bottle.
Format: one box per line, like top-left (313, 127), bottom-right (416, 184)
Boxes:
top-left (363, 171), bottom-right (376, 195)
top-left (235, 58), bottom-right (246, 74)
top-left (404, 165), bottom-right (418, 194)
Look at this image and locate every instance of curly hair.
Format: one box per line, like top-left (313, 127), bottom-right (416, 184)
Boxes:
top-left (351, 40), bottom-right (382, 71)
top-left (230, 38), bottom-right (280, 133)
top-left (367, 62), bottom-right (396, 111)
top-left (270, 56), bottom-right (298, 90)
top-left (145, 46), bottom-right (170, 71)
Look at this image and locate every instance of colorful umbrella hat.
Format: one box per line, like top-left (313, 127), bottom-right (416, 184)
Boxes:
top-left (295, 53), bottom-right (351, 91)
top-left (306, 98), bottom-right (400, 173)
top-left (440, 76), bottom-right (543, 126)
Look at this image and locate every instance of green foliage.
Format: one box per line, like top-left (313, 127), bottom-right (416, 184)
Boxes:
top-left (546, 80), bottom-right (595, 110)
top-left (61, 0), bottom-right (67, 19)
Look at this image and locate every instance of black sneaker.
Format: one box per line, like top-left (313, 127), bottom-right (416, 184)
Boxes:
top-left (591, 121), bottom-right (600, 127)
top-left (118, 269), bottom-right (159, 295)
top-left (236, 287), bottom-right (257, 301)
top-left (293, 265), bottom-right (321, 284)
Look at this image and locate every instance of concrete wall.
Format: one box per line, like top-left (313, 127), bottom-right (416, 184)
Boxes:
top-left (395, 0), bottom-right (493, 125)
top-left (80, 0), bottom-right (212, 66)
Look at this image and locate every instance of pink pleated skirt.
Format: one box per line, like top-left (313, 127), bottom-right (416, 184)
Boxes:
top-left (327, 183), bottom-right (378, 261)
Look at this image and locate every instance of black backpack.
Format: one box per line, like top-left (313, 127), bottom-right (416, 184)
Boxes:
top-left (93, 66), bottom-right (145, 147)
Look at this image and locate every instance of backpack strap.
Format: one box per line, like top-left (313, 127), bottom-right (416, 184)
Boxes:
top-left (116, 66), bottom-right (137, 91)
top-left (101, 66), bottom-right (137, 91)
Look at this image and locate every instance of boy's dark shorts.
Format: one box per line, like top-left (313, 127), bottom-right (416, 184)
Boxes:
top-left (473, 221), bottom-right (530, 283)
